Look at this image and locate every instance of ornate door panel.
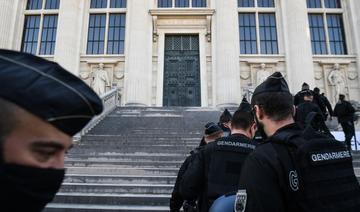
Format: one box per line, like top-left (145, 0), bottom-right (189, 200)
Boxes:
top-left (163, 35), bottom-right (201, 106)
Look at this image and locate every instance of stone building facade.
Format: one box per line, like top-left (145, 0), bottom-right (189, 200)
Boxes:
top-left (0, 0), bottom-right (359, 107)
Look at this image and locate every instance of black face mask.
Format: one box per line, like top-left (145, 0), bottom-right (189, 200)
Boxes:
top-left (0, 163), bottom-right (65, 212)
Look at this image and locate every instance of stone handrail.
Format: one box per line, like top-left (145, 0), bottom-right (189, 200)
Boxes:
top-left (73, 88), bottom-right (119, 141)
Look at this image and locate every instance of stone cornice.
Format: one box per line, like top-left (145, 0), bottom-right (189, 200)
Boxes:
top-left (149, 9), bottom-right (215, 42)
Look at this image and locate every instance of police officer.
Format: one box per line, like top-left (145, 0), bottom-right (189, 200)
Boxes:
top-left (180, 99), bottom-right (257, 212)
top-left (218, 109), bottom-right (232, 136)
top-left (334, 94), bottom-right (356, 150)
top-left (170, 122), bottom-right (223, 212)
top-left (0, 49), bottom-right (103, 211)
top-left (313, 87), bottom-right (333, 119)
top-left (237, 72), bottom-right (360, 212)
top-left (294, 82), bottom-right (310, 106)
top-left (295, 90), bottom-right (332, 137)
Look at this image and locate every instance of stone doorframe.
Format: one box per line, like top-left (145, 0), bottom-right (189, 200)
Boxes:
top-left (156, 28), bottom-right (209, 107)
top-left (150, 9), bottom-right (214, 107)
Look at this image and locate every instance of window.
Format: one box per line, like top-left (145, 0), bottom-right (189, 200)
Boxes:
top-left (238, 0), bottom-right (275, 7)
top-left (21, 0), bottom-right (59, 55)
top-left (176, 0), bottom-right (189, 7)
top-left (309, 14), bottom-right (327, 54)
top-left (259, 13), bottom-right (278, 54)
top-left (158, 0), bottom-right (206, 8)
top-left (239, 14), bottom-right (257, 54)
top-left (307, 0), bottom-right (347, 55)
top-left (238, 0), bottom-right (255, 7)
top-left (238, 0), bottom-right (278, 54)
top-left (87, 0), bottom-right (126, 55)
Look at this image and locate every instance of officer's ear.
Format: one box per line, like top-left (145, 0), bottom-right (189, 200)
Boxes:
top-left (254, 105), bottom-right (264, 120)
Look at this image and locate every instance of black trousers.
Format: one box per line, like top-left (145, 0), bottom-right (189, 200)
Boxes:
top-left (340, 121), bottom-right (355, 150)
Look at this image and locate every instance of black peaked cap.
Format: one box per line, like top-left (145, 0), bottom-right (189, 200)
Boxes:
top-left (0, 49), bottom-right (103, 136)
top-left (205, 122), bottom-right (223, 135)
top-left (220, 109), bottom-right (232, 120)
top-left (238, 97), bottom-right (252, 112)
top-left (252, 72), bottom-right (290, 99)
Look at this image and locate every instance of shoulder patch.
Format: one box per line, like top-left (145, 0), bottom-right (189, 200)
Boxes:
top-left (234, 189), bottom-right (247, 212)
top-left (217, 140), bottom-right (256, 150)
top-left (289, 170), bottom-right (299, 191)
top-left (309, 150), bottom-right (351, 165)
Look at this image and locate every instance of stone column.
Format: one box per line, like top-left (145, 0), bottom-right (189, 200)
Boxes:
top-left (348, 0), bottom-right (360, 101)
top-left (281, 0), bottom-right (315, 92)
top-left (0, 0), bottom-right (23, 50)
top-left (54, 0), bottom-right (85, 75)
top-left (212, 0), bottom-right (241, 107)
top-left (123, 0), bottom-right (152, 106)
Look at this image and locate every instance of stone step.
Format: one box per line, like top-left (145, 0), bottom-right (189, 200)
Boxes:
top-left (73, 143), bottom-right (196, 150)
top-left (65, 153), bottom-right (188, 161)
top-left (44, 204), bottom-right (169, 212)
top-left (65, 159), bottom-right (183, 168)
top-left (78, 140), bottom-right (200, 146)
top-left (51, 193), bottom-right (170, 206)
top-left (64, 174), bottom-right (176, 184)
top-left (66, 167), bottom-right (179, 176)
top-left (59, 183), bottom-right (173, 194)
top-left (68, 148), bottom-right (193, 154)
top-left (81, 135), bottom-right (202, 141)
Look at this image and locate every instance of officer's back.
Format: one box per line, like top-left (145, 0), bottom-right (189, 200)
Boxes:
top-left (180, 100), bottom-right (257, 212)
top-left (238, 72), bottom-right (360, 212)
top-left (295, 90), bottom-right (323, 128)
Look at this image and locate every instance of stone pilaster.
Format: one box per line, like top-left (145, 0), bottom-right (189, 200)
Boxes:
top-left (54, 0), bottom-right (84, 75)
top-left (0, 0), bottom-right (22, 50)
top-left (281, 0), bottom-right (315, 92)
top-left (212, 0), bottom-right (241, 107)
top-left (123, 0), bottom-right (152, 106)
top-left (348, 0), bottom-right (360, 101)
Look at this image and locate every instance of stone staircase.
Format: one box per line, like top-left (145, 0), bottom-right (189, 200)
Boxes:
top-left (44, 107), bottom-right (360, 212)
top-left (44, 107), bottom-right (222, 212)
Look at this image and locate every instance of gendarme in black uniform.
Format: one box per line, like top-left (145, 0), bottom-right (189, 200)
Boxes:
top-left (180, 133), bottom-right (256, 211)
top-left (238, 124), bottom-right (302, 212)
top-left (238, 72), bottom-right (360, 212)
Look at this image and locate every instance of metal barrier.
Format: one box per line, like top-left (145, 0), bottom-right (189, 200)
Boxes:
top-left (73, 88), bottom-right (119, 141)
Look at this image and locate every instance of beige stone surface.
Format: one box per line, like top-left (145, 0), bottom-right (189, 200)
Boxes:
top-left (0, 0), bottom-right (359, 106)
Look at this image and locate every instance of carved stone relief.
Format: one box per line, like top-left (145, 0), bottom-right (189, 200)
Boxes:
top-left (79, 61), bottom-right (125, 98)
top-left (240, 61), bottom-right (283, 100)
top-left (319, 63), bottom-right (349, 104)
top-left (249, 63), bottom-right (277, 87)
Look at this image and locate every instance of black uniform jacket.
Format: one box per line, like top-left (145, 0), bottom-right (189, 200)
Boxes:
top-left (334, 100), bottom-right (356, 123)
top-left (294, 90), bottom-right (307, 106)
top-left (295, 101), bottom-right (323, 128)
top-left (180, 134), bottom-right (256, 212)
top-left (238, 124), bottom-right (302, 212)
top-left (170, 147), bottom-right (202, 211)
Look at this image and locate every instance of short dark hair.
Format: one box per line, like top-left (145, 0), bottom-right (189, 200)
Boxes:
top-left (231, 110), bottom-right (254, 130)
top-left (251, 92), bottom-right (294, 122)
top-left (0, 98), bottom-right (18, 139)
top-left (313, 87), bottom-right (320, 94)
top-left (339, 94), bottom-right (345, 101)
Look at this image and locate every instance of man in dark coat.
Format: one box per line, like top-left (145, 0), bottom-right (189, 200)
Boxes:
top-left (295, 90), bottom-right (322, 128)
top-left (170, 122), bottom-right (223, 212)
top-left (295, 90), bottom-right (332, 137)
top-left (334, 94), bottom-right (356, 150)
top-left (313, 87), bottom-right (333, 119)
top-left (294, 82), bottom-right (310, 106)
top-left (0, 49), bottom-right (103, 211)
top-left (180, 99), bottom-right (256, 211)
